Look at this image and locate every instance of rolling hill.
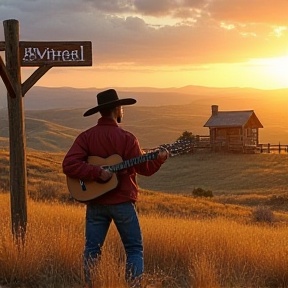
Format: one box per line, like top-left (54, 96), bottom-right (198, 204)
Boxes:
top-left (0, 85), bottom-right (287, 151)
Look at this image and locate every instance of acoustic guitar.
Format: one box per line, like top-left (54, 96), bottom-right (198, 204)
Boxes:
top-left (66, 140), bottom-right (193, 202)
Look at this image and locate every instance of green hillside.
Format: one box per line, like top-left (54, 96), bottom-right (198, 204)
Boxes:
top-left (0, 115), bottom-right (80, 152)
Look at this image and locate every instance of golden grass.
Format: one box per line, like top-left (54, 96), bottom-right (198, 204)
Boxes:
top-left (0, 194), bottom-right (84, 287)
top-left (137, 189), bottom-right (288, 223)
top-left (1, 149), bottom-right (288, 287)
top-left (2, 149), bottom-right (288, 200)
top-left (142, 215), bottom-right (288, 288)
top-left (1, 194), bottom-right (288, 288)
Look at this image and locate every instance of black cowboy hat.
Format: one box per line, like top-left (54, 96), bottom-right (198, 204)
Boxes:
top-left (83, 89), bottom-right (136, 117)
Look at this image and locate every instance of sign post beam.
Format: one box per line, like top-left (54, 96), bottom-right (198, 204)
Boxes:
top-left (22, 65), bottom-right (52, 95)
top-left (0, 55), bottom-right (17, 98)
top-left (4, 19), bottom-right (27, 243)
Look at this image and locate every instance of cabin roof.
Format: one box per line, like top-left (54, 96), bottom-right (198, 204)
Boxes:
top-left (204, 110), bottom-right (264, 128)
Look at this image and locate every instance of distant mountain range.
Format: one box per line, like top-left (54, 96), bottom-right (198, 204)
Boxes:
top-left (1, 85), bottom-right (286, 110)
top-left (0, 85), bottom-right (287, 152)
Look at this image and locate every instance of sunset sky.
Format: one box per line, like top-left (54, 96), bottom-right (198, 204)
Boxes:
top-left (0, 0), bottom-right (288, 90)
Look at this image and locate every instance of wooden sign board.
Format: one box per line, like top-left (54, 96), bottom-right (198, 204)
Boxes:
top-left (19, 41), bottom-right (92, 66)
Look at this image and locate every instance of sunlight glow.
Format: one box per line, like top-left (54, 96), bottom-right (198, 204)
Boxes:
top-left (273, 26), bottom-right (287, 37)
top-left (27, 55), bottom-right (288, 90)
top-left (246, 56), bottom-right (288, 88)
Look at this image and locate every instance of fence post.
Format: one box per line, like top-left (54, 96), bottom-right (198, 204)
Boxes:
top-left (267, 143), bottom-right (270, 153)
top-left (278, 142), bottom-right (281, 154)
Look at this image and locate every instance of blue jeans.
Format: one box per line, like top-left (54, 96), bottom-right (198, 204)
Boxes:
top-left (84, 201), bottom-right (144, 286)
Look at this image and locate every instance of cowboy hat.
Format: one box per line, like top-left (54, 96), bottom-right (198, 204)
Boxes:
top-left (83, 89), bottom-right (136, 117)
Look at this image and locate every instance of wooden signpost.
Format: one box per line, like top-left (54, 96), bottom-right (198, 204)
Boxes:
top-left (0, 19), bottom-right (92, 242)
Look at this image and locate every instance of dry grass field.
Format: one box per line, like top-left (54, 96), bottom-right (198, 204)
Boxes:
top-left (0, 194), bottom-right (288, 288)
top-left (1, 149), bottom-right (288, 287)
top-left (138, 152), bottom-right (288, 197)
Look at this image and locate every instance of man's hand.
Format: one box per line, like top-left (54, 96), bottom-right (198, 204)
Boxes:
top-left (98, 168), bottom-right (113, 182)
top-left (158, 148), bottom-right (169, 161)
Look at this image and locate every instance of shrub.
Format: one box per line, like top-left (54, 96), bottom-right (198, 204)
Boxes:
top-left (177, 131), bottom-right (195, 142)
top-left (29, 181), bottom-right (59, 201)
top-left (251, 206), bottom-right (275, 223)
top-left (192, 187), bottom-right (213, 198)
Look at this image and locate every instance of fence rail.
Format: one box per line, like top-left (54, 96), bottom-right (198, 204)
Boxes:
top-left (148, 137), bottom-right (288, 154)
top-left (191, 137), bottom-right (288, 154)
top-left (258, 143), bottom-right (288, 154)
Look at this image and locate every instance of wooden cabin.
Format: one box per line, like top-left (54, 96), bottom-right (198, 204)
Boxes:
top-left (204, 105), bottom-right (263, 153)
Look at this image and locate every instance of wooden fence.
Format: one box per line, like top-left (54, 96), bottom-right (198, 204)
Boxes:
top-left (194, 136), bottom-right (288, 154)
top-left (258, 143), bottom-right (288, 154)
top-left (150, 137), bottom-right (288, 154)
top-left (184, 137), bottom-right (288, 154)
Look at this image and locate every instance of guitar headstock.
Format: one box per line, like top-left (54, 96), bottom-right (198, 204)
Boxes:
top-left (142, 139), bottom-right (194, 157)
top-left (159, 139), bottom-right (194, 157)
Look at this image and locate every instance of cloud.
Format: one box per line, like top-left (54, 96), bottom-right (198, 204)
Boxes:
top-left (82, 0), bottom-right (134, 13)
top-left (133, 0), bottom-right (181, 16)
top-left (83, 0), bottom-right (208, 18)
top-left (82, 0), bottom-right (288, 26)
top-left (0, 0), bottom-right (287, 70)
top-left (208, 0), bottom-right (288, 26)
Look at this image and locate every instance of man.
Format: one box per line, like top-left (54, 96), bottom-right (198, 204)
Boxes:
top-left (62, 89), bottom-right (169, 288)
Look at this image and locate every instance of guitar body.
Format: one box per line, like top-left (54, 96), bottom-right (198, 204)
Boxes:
top-left (66, 154), bottom-right (123, 202)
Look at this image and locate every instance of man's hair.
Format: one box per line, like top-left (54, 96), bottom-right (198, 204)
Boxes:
top-left (99, 107), bottom-right (117, 117)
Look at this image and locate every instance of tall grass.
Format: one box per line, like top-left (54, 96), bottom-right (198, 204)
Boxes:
top-left (1, 150), bottom-right (288, 287)
top-left (1, 194), bottom-right (287, 288)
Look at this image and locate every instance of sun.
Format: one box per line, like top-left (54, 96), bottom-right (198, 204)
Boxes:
top-left (264, 56), bottom-right (288, 75)
top-left (248, 56), bottom-right (288, 89)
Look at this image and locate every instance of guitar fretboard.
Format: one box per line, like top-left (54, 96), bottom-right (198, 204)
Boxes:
top-left (102, 139), bottom-right (193, 173)
top-left (102, 151), bottom-right (159, 172)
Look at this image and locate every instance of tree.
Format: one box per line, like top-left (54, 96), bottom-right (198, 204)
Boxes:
top-left (177, 131), bottom-right (195, 142)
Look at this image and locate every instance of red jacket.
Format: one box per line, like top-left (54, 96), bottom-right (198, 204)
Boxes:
top-left (62, 117), bottom-right (165, 204)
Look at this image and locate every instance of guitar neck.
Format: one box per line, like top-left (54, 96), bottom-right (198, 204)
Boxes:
top-left (103, 151), bottom-right (159, 173)
top-left (102, 139), bottom-right (193, 173)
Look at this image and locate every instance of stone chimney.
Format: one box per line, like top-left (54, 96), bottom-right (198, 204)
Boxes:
top-left (212, 105), bottom-right (218, 116)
